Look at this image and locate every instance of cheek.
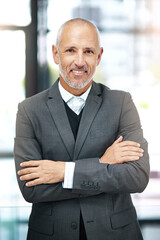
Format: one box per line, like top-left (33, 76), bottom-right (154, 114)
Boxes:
top-left (60, 58), bottom-right (72, 70)
top-left (87, 58), bottom-right (98, 68)
top-left (89, 62), bottom-right (97, 73)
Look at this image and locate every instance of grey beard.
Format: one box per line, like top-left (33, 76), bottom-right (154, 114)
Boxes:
top-left (59, 66), bottom-right (94, 89)
top-left (62, 75), bottom-right (92, 89)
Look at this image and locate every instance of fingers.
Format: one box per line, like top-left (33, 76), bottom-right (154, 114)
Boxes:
top-left (121, 155), bottom-right (140, 163)
top-left (18, 167), bottom-right (37, 176)
top-left (18, 165), bottom-right (43, 187)
top-left (18, 167), bottom-right (40, 187)
top-left (121, 150), bottom-right (143, 157)
top-left (114, 138), bottom-right (143, 157)
top-left (118, 143), bottom-right (143, 163)
top-left (101, 137), bottom-right (144, 164)
top-left (20, 160), bottom-right (40, 168)
top-left (117, 140), bottom-right (140, 148)
top-left (114, 137), bottom-right (142, 151)
top-left (18, 161), bottom-right (41, 185)
top-left (17, 160), bottom-right (64, 186)
top-left (120, 150), bottom-right (143, 162)
top-left (26, 179), bottom-right (42, 187)
top-left (115, 136), bottom-right (123, 144)
top-left (19, 173), bottom-right (38, 181)
top-left (121, 145), bottom-right (144, 154)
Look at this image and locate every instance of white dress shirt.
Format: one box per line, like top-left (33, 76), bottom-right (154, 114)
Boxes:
top-left (58, 81), bottom-right (91, 188)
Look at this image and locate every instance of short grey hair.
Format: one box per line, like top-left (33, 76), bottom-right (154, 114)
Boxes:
top-left (55, 18), bottom-right (101, 50)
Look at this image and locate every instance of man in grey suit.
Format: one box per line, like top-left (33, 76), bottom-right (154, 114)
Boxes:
top-left (14, 18), bottom-right (149, 240)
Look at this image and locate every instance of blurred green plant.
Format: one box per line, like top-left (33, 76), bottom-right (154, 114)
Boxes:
top-left (150, 63), bottom-right (160, 83)
top-left (94, 66), bottom-right (107, 85)
top-left (139, 102), bottom-right (149, 109)
top-left (48, 65), bottom-right (59, 86)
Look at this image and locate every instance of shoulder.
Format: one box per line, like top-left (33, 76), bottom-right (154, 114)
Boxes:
top-left (19, 80), bottom-right (58, 109)
top-left (93, 81), bottom-right (131, 102)
top-left (22, 88), bottom-right (49, 104)
top-left (18, 88), bottom-right (49, 113)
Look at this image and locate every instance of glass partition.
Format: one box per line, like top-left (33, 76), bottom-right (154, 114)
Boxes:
top-left (0, 30), bottom-right (25, 152)
top-left (0, 17), bottom-right (29, 240)
top-left (0, 206), bottom-right (30, 240)
top-left (0, 0), bottom-right (31, 26)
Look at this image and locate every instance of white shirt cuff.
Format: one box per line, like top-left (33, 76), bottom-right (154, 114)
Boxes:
top-left (63, 162), bottom-right (75, 189)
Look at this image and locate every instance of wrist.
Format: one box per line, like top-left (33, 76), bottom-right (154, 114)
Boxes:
top-left (60, 161), bottom-right (66, 181)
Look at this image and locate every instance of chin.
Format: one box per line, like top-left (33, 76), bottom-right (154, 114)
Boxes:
top-left (68, 77), bottom-right (92, 89)
top-left (69, 81), bottom-right (90, 89)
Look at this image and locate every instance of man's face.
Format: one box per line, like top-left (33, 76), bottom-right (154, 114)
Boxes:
top-left (52, 23), bottom-right (103, 93)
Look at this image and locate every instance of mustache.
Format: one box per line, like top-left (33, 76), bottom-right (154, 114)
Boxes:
top-left (69, 65), bottom-right (88, 72)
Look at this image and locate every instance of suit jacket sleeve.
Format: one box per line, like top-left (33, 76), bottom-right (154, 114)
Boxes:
top-left (14, 102), bottom-right (83, 203)
top-left (72, 92), bottom-right (150, 194)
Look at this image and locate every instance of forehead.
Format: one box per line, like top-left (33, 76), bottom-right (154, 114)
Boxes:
top-left (60, 23), bottom-right (99, 49)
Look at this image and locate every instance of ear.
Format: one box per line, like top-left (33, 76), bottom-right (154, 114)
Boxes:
top-left (52, 45), bottom-right (59, 64)
top-left (97, 47), bottom-right (103, 66)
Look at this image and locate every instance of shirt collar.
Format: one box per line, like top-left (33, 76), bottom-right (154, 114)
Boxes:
top-left (58, 80), bottom-right (91, 103)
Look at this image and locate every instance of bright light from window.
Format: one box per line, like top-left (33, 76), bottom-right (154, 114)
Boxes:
top-left (0, 31), bottom-right (25, 151)
top-left (0, 0), bottom-right (31, 26)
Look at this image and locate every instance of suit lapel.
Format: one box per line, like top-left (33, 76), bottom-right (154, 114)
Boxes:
top-left (73, 82), bottom-right (102, 160)
top-left (46, 81), bottom-right (75, 160)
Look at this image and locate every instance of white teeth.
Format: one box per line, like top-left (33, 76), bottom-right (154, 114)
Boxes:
top-left (72, 70), bottom-right (85, 74)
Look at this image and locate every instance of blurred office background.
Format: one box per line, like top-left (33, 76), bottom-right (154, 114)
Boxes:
top-left (0, 0), bottom-right (160, 239)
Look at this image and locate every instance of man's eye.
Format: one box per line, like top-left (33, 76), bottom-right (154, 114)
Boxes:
top-left (85, 50), bottom-right (94, 54)
top-left (66, 49), bottom-right (74, 53)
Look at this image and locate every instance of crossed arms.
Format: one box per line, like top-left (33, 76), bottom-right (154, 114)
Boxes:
top-left (18, 136), bottom-right (144, 187)
top-left (14, 91), bottom-right (149, 203)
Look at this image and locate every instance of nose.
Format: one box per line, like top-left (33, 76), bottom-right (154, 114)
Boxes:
top-left (74, 52), bottom-right (85, 67)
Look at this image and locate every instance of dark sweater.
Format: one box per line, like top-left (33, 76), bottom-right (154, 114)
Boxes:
top-left (63, 101), bottom-right (83, 139)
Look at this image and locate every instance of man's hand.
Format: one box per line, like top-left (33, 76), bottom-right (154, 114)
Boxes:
top-left (18, 160), bottom-right (65, 187)
top-left (100, 136), bottom-right (144, 164)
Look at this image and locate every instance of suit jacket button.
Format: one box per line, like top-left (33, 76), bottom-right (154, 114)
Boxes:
top-left (71, 222), bottom-right (78, 230)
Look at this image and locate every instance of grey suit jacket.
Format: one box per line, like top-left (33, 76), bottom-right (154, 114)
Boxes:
top-left (14, 80), bottom-right (149, 240)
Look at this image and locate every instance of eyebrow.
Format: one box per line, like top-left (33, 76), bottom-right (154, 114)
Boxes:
top-left (85, 47), bottom-right (95, 51)
top-left (64, 46), bottom-right (96, 51)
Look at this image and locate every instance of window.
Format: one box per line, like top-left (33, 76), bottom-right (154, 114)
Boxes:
top-left (0, 2), bottom-right (31, 238)
top-left (0, 31), bottom-right (25, 152)
top-left (0, 0), bottom-right (31, 26)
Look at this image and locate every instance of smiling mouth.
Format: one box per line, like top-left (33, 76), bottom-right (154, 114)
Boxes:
top-left (71, 69), bottom-right (87, 75)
